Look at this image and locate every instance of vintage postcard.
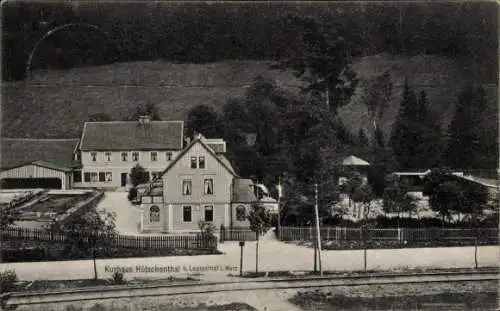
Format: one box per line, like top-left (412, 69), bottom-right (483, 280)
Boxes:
top-left (0, 1), bottom-right (498, 310)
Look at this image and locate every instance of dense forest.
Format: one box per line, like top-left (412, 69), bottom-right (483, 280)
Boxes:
top-left (2, 1), bottom-right (498, 82)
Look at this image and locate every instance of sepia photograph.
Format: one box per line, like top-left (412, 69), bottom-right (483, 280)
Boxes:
top-left (0, 1), bottom-right (499, 310)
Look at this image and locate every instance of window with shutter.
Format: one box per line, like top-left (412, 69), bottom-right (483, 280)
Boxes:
top-left (204, 178), bottom-right (214, 195)
top-left (182, 180), bottom-right (192, 195)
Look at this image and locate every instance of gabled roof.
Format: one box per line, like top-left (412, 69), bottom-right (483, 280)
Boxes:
top-left (79, 121), bottom-right (184, 151)
top-left (158, 138), bottom-right (238, 179)
top-left (1, 138), bottom-right (79, 171)
top-left (453, 174), bottom-right (499, 189)
top-left (342, 155), bottom-right (371, 166)
top-left (232, 179), bottom-right (257, 203)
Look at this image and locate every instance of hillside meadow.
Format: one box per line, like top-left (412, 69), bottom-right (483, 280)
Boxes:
top-left (1, 54), bottom-right (497, 139)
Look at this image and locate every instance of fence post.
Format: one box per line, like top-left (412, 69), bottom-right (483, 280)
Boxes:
top-left (219, 225), bottom-right (225, 243)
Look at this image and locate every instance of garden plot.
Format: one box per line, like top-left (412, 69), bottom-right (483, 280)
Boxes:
top-left (0, 189), bottom-right (44, 207)
top-left (17, 192), bottom-right (94, 219)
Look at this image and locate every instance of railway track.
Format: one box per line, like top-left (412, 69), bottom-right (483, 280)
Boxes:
top-left (4, 269), bottom-right (499, 307)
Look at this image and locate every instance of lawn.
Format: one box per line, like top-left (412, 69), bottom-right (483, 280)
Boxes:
top-left (289, 281), bottom-right (498, 310)
top-left (2, 55), bottom-right (496, 140)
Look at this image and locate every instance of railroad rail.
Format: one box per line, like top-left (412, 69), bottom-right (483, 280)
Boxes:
top-left (4, 269), bottom-right (499, 307)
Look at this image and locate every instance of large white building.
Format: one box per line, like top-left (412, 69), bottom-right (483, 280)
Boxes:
top-left (0, 117), bottom-right (184, 190)
top-left (73, 118), bottom-right (184, 189)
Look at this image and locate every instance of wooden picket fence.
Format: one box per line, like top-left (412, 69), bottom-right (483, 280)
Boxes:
top-left (1, 227), bottom-right (216, 250)
top-left (280, 226), bottom-right (499, 244)
top-left (219, 226), bottom-right (257, 242)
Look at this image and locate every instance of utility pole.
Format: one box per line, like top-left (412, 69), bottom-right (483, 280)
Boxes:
top-left (314, 183), bottom-right (323, 276)
top-left (277, 176), bottom-right (282, 240)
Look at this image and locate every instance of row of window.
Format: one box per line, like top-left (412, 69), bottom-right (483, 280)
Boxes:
top-left (182, 179), bottom-right (214, 195)
top-left (74, 171), bottom-right (162, 183)
top-left (73, 171), bottom-right (113, 183)
top-left (89, 151), bottom-right (174, 162)
top-left (149, 205), bottom-right (214, 223)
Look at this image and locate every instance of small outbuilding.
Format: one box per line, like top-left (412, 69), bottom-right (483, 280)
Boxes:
top-left (0, 138), bottom-right (79, 190)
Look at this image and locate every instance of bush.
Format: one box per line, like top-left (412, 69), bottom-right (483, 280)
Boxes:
top-left (110, 271), bottom-right (126, 285)
top-left (198, 221), bottom-right (217, 249)
top-left (127, 187), bottom-right (138, 202)
top-left (0, 270), bottom-right (18, 293)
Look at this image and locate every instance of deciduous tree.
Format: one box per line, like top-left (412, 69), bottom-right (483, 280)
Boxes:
top-left (272, 15), bottom-right (358, 113)
top-left (186, 104), bottom-right (221, 139)
top-left (362, 70), bottom-right (393, 132)
top-left (129, 164), bottom-right (149, 187)
top-left (247, 202), bottom-right (271, 274)
top-left (47, 207), bottom-right (117, 279)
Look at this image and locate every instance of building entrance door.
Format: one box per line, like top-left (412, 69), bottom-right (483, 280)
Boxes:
top-left (121, 173), bottom-right (128, 187)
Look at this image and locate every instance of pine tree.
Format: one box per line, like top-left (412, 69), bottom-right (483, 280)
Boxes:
top-left (445, 85), bottom-right (496, 169)
top-left (390, 80), bottom-right (443, 169)
top-left (390, 79), bottom-right (419, 169)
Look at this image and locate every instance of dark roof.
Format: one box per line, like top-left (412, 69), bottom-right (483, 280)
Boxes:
top-left (232, 178), bottom-right (257, 203)
top-left (1, 138), bottom-right (79, 170)
top-left (79, 121), bottom-right (184, 151)
top-left (159, 138), bottom-right (238, 178)
top-left (207, 142), bottom-right (225, 153)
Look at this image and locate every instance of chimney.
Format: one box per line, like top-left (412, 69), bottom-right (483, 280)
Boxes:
top-left (138, 115), bottom-right (151, 125)
top-left (138, 115), bottom-right (152, 140)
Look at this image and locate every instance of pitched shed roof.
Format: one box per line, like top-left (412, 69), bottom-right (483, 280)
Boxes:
top-left (342, 155), bottom-right (371, 166)
top-left (79, 121), bottom-right (184, 151)
top-left (232, 178), bottom-right (257, 203)
top-left (0, 138), bottom-right (79, 170)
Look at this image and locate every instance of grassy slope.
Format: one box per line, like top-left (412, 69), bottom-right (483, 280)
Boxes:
top-left (1, 54), bottom-right (497, 139)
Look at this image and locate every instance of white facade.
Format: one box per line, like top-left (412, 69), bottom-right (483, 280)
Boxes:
top-left (140, 140), bottom-right (234, 232)
top-left (74, 150), bottom-right (180, 188)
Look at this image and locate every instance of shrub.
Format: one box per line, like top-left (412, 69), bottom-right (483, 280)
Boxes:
top-left (0, 270), bottom-right (18, 293)
top-left (110, 271), bottom-right (126, 285)
top-left (198, 221), bottom-right (217, 249)
top-left (127, 187), bottom-right (138, 202)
